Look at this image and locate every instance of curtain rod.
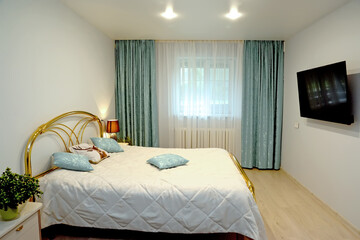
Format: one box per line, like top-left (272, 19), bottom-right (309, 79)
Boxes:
top-left (114, 40), bottom-right (243, 48)
top-left (155, 40), bottom-right (244, 43)
top-left (114, 40), bottom-right (244, 42)
top-left (114, 40), bottom-right (285, 42)
top-left (114, 40), bottom-right (285, 47)
top-left (154, 40), bottom-right (285, 43)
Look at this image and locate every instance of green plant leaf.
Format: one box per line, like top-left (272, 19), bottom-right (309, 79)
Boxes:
top-left (0, 168), bottom-right (43, 210)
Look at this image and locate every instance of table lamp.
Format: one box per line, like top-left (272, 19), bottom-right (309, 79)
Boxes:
top-left (106, 119), bottom-right (119, 141)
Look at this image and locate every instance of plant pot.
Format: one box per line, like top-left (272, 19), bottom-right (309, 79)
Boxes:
top-left (0, 201), bottom-right (28, 221)
top-left (0, 207), bottom-right (19, 221)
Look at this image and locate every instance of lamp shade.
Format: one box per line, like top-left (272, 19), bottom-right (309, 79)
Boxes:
top-left (106, 119), bottom-right (119, 133)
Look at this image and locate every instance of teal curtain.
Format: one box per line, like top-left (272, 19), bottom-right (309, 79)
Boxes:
top-left (115, 40), bottom-right (159, 147)
top-left (241, 41), bottom-right (284, 169)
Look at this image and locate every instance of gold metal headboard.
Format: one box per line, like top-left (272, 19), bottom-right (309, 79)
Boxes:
top-left (24, 111), bottom-right (104, 178)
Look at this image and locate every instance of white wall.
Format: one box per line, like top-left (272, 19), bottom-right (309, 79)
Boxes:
top-left (0, 0), bottom-right (115, 174)
top-left (283, 0), bottom-right (360, 230)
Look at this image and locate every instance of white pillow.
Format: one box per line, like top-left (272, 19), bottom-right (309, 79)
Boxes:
top-left (69, 143), bottom-right (109, 164)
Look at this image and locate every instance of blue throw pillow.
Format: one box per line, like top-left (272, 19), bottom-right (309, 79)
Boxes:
top-left (147, 154), bottom-right (189, 170)
top-left (52, 152), bottom-right (93, 172)
top-left (90, 137), bottom-right (124, 153)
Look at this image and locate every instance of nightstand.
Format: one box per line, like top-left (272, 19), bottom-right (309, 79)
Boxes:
top-left (0, 202), bottom-right (42, 240)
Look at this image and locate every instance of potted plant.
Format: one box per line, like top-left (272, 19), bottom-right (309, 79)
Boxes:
top-left (0, 168), bottom-right (42, 221)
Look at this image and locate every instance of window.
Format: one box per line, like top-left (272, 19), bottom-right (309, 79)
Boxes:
top-left (156, 40), bottom-right (242, 156)
top-left (176, 58), bottom-right (234, 117)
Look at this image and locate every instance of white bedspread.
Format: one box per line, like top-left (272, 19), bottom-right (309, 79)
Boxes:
top-left (39, 146), bottom-right (266, 240)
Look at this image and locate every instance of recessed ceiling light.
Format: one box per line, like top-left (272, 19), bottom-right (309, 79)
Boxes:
top-left (161, 6), bottom-right (178, 20)
top-left (225, 7), bottom-right (242, 20)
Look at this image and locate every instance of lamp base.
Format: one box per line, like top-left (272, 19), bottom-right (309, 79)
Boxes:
top-left (109, 133), bottom-right (118, 141)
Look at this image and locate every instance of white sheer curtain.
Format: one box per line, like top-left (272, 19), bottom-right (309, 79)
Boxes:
top-left (156, 41), bottom-right (243, 159)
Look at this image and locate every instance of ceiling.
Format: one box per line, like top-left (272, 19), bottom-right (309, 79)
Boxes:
top-left (61, 0), bottom-right (351, 40)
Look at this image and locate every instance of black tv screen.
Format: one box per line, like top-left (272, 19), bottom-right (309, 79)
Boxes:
top-left (297, 61), bottom-right (354, 125)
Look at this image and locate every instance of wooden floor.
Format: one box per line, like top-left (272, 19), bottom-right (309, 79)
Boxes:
top-left (244, 169), bottom-right (360, 240)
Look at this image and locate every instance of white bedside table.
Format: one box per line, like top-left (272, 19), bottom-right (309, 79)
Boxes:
top-left (0, 202), bottom-right (42, 240)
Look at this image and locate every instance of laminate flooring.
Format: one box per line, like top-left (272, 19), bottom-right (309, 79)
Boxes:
top-left (244, 168), bottom-right (360, 240)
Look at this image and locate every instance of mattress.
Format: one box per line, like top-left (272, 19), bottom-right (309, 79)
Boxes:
top-left (38, 146), bottom-right (267, 240)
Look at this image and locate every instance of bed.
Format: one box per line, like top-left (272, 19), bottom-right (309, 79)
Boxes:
top-left (24, 111), bottom-right (267, 240)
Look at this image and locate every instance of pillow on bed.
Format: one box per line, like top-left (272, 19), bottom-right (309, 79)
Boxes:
top-left (69, 143), bottom-right (109, 164)
top-left (52, 152), bottom-right (93, 172)
top-left (90, 137), bottom-right (124, 153)
top-left (147, 154), bottom-right (189, 170)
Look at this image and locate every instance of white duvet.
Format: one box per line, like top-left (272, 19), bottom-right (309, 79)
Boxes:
top-left (39, 146), bottom-right (267, 240)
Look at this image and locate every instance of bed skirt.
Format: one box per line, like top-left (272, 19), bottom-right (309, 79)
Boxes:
top-left (42, 224), bottom-right (253, 240)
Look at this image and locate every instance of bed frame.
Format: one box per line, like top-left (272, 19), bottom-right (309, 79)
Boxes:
top-left (24, 111), bottom-right (103, 178)
top-left (24, 111), bottom-right (257, 240)
top-left (24, 111), bottom-right (255, 196)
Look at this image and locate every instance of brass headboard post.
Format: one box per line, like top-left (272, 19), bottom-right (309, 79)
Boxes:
top-left (24, 111), bottom-right (104, 178)
top-left (229, 153), bottom-right (256, 201)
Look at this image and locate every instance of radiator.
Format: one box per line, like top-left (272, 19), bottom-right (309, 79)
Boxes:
top-left (175, 128), bottom-right (235, 153)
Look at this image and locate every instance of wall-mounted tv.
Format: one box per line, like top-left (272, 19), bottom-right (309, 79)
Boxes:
top-left (297, 61), bottom-right (354, 125)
